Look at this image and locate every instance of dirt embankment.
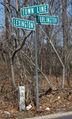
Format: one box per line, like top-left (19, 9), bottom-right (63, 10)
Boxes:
top-left (0, 63), bottom-right (72, 118)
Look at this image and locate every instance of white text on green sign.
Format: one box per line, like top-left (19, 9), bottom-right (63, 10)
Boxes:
top-left (36, 15), bottom-right (59, 25)
top-left (21, 4), bottom-right (48, 16)
top-left (11, 17), bottom-right (35, 30)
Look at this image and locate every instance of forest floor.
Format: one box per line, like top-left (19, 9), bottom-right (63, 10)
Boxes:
top-left (0, 63), bottom-right (72, 119)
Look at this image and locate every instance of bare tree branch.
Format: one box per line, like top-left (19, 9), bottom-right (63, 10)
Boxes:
top-left (12, 31), bottom-right (33, 63)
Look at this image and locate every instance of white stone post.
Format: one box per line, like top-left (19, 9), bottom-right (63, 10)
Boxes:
top-left (18, 86), bottom-right (25, 111)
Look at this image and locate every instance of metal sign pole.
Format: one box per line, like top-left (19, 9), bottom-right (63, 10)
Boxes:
top-left (35, 16), bottom-right (39, 111)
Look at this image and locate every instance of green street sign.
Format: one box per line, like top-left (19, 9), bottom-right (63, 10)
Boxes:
top-left (36, 15), bottom-right (59, 25)
top-left (21, 4), bottom-right (49, 17)
top-left (11, 17), bottom-right (35, 30)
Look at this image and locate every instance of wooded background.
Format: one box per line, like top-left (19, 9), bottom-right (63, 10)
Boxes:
top-left (0, 0), bottom-right (72, 104)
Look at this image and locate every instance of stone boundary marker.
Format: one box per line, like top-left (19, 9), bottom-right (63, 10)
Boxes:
top-left (25, 111), bottom-right (72, 119)
top-left (18, 86), bottom-right (25, 111)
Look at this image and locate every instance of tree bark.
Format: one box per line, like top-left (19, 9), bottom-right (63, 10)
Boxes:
top-left (62, 0), bottom-right (70, 86)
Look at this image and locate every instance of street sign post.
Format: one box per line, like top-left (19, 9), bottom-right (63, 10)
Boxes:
top-left (11, 17), bottom-right (35, 30)
top-left (34, 17), bottom-right (39, 111)
top-left (36, 15), bottom-right (59, 25)
top-left (20, 4), bottom-right (49, 17)
top-left (11, 2), bottom-right (59, 111)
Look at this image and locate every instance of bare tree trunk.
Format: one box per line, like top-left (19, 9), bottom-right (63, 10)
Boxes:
top-left (4, 0), bottom-right (16, 88)
top-left (62, 0), bottom-right (70, 86)
top-left (10, 55), bottom-right (16, 88)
